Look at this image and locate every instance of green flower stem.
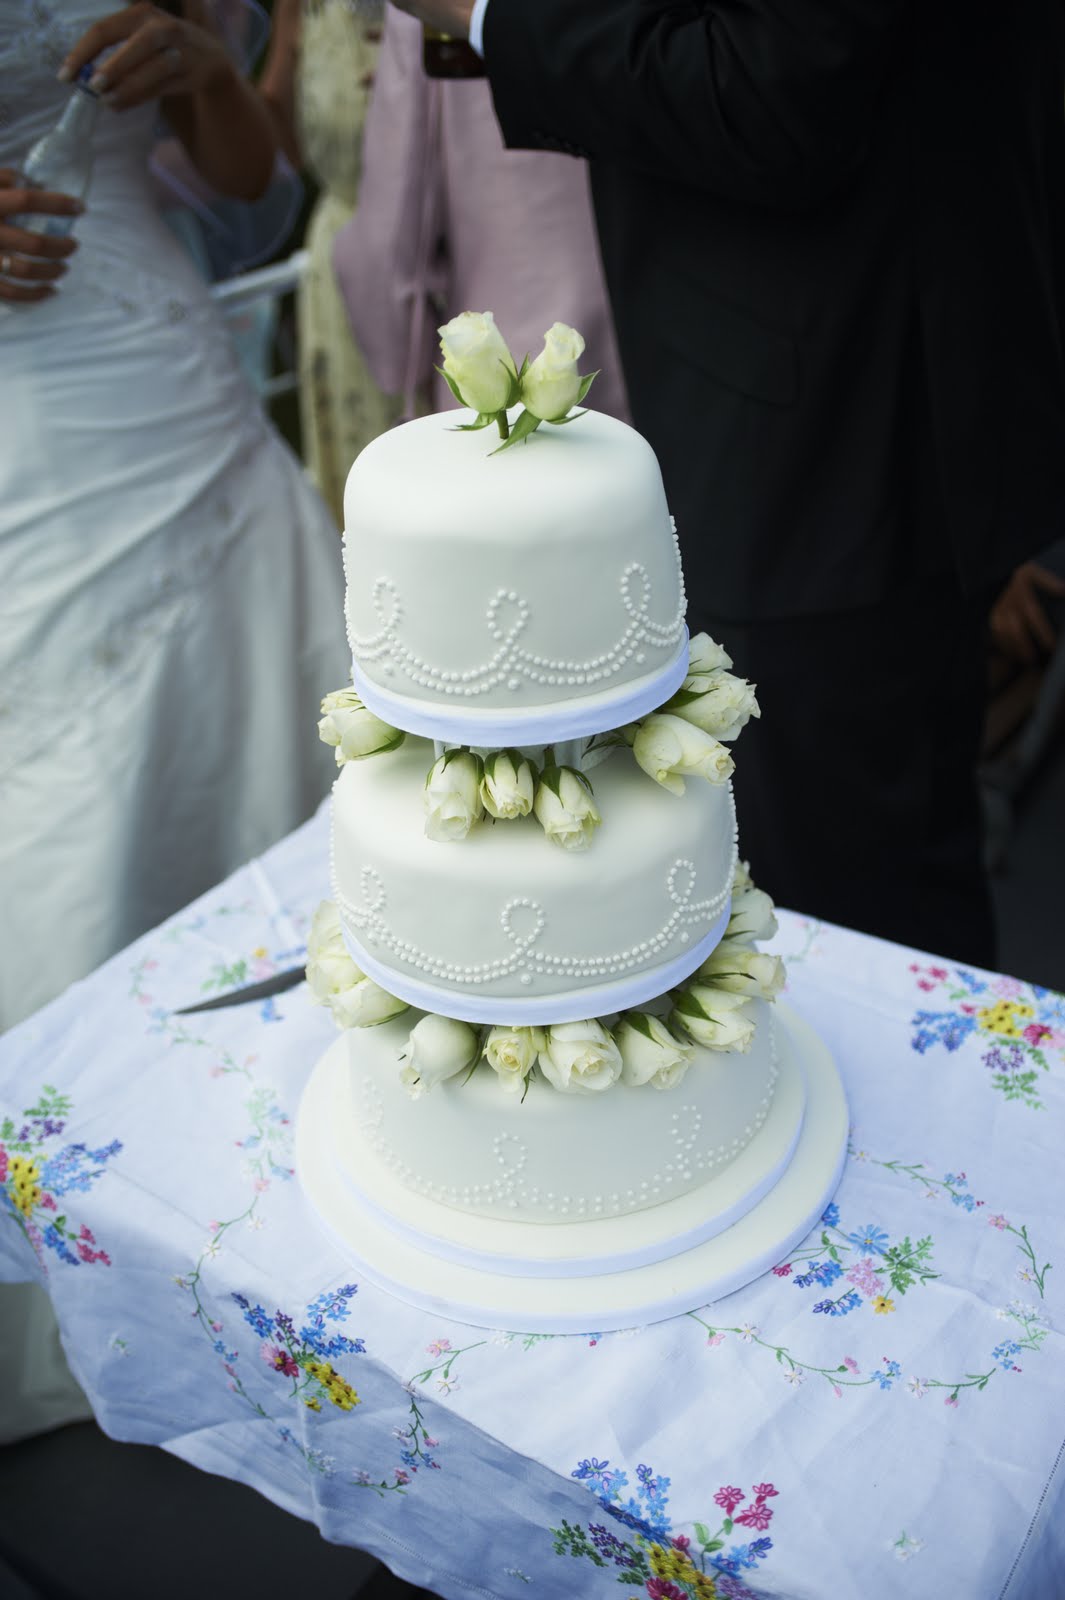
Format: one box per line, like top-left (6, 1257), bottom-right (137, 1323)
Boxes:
top-left (408, 1340), bottom-right (487, 1388)
top-left (496, 412), bottom-right (510, 441)
top-left (1008, 1223), bottom-right (1051, 1297)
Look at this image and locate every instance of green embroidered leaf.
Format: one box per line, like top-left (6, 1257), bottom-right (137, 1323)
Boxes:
top-left (693, 1522), bottom-right (713, 1548)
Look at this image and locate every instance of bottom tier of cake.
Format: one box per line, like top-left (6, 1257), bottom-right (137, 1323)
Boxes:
top-left (296, 1004), bottom-right (848, 1332)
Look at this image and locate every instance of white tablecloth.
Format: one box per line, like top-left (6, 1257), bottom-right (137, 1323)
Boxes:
top-left (2, 801), bottom-right (1063, 1600)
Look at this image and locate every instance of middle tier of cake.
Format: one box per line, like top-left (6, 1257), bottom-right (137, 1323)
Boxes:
top-left (330, 738), bottom-right (738, 1024)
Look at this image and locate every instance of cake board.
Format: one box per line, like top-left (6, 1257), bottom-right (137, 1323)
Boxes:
top-left (296, 1005), bottom-right (848, 1334)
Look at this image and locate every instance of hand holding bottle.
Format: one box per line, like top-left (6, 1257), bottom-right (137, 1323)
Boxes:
top-left (0, 170), bottom-right (82, 305)
top-left (58, 1), bottom-right (237, 113)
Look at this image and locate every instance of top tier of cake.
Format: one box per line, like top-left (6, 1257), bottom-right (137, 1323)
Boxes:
top-left (343, 408), bottom-right (689, 745)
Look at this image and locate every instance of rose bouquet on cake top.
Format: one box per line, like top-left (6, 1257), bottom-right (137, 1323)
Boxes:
top-left (437, 311), bottom-right (598, 452)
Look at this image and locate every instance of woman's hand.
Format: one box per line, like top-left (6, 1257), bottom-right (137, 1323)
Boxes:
top-left (990, 560), bottom-right (1065, 666)
top-left (0, 169), bottom-right (81, 305)
top-left (58, 2), bottom-right (235, 113)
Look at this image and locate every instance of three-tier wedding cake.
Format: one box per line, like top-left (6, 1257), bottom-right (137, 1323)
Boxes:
top-left (296, 314), bottom-right (847, 1332)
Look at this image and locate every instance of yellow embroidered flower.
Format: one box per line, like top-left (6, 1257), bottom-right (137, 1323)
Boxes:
top-left (648, 1544), bottom-right (685, 1581)
top-left (11, 1179), bottom-right (41, 1216)
top-left (327, 1377), bottom-right (360, 1411)
top-left (304, 1395), bottom-right (322, 1411)
top-left (977, 999), bottom-right (1034, 1039)
top-left (252, 947), bottom-right (268, 959)
top-left (872, 1295), bottom-right (895, 1314)
top-left (8, 1156), bottom-right (40, 1185)
top-left (692, 1573), bottom-right (719, 1600)
top-left (307, 1359), bottom-right (334, 1384)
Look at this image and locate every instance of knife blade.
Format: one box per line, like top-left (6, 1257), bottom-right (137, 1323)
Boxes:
top-left (173, 964), bottom-right (306, 1015)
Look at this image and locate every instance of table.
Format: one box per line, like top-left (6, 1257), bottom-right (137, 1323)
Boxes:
top-left (2, 801), bottom-right (1063, 1600)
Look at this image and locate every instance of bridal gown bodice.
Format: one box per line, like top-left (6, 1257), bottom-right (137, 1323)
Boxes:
top-left (0, 0), bottom-right (350, 1031)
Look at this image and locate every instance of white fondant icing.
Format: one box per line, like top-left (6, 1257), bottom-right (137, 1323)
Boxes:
top-left (330, 1000), bottom-right (779, 1225)
top-left (329, 738), bottom-right (738, 1024)
top-left (343, 409), bottom-right (686, 741)
top-left (295, 1006), bottom-right (849, 1332)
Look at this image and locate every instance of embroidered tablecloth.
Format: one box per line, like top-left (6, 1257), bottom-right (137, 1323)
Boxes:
top-left (2, 801), bottom-right (1063, 1600)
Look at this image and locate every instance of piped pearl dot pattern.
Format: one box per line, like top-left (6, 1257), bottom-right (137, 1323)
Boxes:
top-left (347, 1013), bottom-right (782, 1221)
top-left (344, 528), bottom-right (686, 705)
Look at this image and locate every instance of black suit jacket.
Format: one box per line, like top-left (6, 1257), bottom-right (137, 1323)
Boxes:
top-left (484, 1), bottom-right (1065, 620)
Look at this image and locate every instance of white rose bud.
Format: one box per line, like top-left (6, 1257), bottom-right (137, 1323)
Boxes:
top-left (306, 899), bottom-right (345, 963)
top-left (615, 1012), bottom-right (695, 1090)
top-left (687, 633), bottom-right (733, 676)
top-left (398, 1013), bottom-right (480, 1098)
top-left (672, 985), bottom-right (757, 1053)
top-left (727, 886), bottom-right (779, 944)
top-left (318, 688), bottom-right (403, 763)
top-left (538, 1019), bottom-right (623, 1094)
top-left (330, 975), bottom-right (408, 1030)
top-left (521, 322), bottom-right (585, 421)
top-left (438, 310), bottom-right (517, 416)
top-left (482, 1025), bottom-right (544, 1095)
top-left (667, 671), bottom-right (760, 743)
top-left (632, 714), bottom-right (734, 796)
top-left (424, 748), bottom-right (485, 842)
top-left (732, 858), bottom-right (755, 895)
top-left (480, 749), bottom-right (535, 820)
top-left (697, 940), bottom-right (785, 1000)
top-left (533, 765), bottom-right (601, 851)
top-left (305, 900), bottom-right (365, 1004)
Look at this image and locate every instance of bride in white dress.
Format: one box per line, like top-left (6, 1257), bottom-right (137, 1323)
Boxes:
top-left (0, 0), bottom-right (350, 1030)
top-left (0, 0), bottom-right (350, 1434)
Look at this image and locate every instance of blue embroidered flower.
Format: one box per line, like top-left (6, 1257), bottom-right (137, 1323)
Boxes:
top-left (812, 1290), bottom-right (862, 1317)
top-left (872, 1359), bottom-right (901, 1390)
top-left (602, 1501), bottom-right (664, 1541)
top-left (911, 1010), bottom-right (977, 1053)
top-left (845, 1225), bottom-right (889, 1256)
top-left (950, 1191), bottom-right (977, 1212)
top-left (43, 1223), bottom-right (80, 1264)
top-left (992, 1340), bottom-right (1021, 1369)
top-left (794, 1260), bottom-right (842, 1288)
top-left (233, 1295), bottom-right (275, 1339)
top-left (820, 1202), bottom-right (840, 1228)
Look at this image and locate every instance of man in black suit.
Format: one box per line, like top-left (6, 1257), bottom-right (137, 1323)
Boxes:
top-left (395, 0), bottom-right (1065, 967)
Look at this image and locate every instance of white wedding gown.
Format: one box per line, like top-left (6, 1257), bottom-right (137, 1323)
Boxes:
top-left (0, 0), bottom-right (351, 1030)
top-left (0, 0), bottom-right (351, 1436)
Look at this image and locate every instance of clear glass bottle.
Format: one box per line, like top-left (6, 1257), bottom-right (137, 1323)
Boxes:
top-left (15, 66), bottom-right (101, 237)
top-left (421, 24), bottom-right (485, 79)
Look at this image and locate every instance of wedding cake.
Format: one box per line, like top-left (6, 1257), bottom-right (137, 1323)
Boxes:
top-left (296, 314), bottom-right (847, 1332)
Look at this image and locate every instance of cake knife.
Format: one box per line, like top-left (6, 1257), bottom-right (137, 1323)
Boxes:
top-left (173, 965), bottom-right (306, 1015)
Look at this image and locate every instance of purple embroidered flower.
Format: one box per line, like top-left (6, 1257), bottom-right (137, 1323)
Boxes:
top-left (646, 1582), bottom-right (686, 1600)
top-left (588, 1524), bottom-right (631, 1567)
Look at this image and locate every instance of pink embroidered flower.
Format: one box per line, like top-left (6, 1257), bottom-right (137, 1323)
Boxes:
top-left (843, 1356), bottom-right (860, 1373)
top-left (706, 1332), bottom-right (725, 1348)
top-left (751, 1483), bottom-right (778, 1499)
top-left (832, 1385), bottom-right (842, 1398)
top-left (917, 979), bottom-right (935, 992)
top-left (960, 1003), bottom-right (976, 1015)
top-left (211, 1321), bottom-right (223, 1333)
top-left (987, 1214), bottom-right (1008, 1230)
top-left (846, 1258), bottom-right (885, 1298)
top-left (253, 1178), bottom-right (270, 1193)
top-left (260, 1343), bottom-right (298, 1378)
top-left (929, 966), bottom-right (948, 981)
top-left (40, 1194), bottom-right (57, 1211)
top-left (771, 1264), bottom-right (792, 1277)
top-left (714, 1486), bottom-right (746, 1515)
top-left (0, 1148), bottom-right (7, 1182)
top-left (671, 1534), bottom-right (692, 1552)
top-left (735, 1500), bottom-right (773, 1531)
top-left (991, 976), bottom-right (1023, 999)
top-left (79, 1224), bottom-right (96, 1242)
top-left (426, 1338), bottom-right (451, 1356)
top-left (647, 1582), bottom-right (686, 1600)
top-left (944, 1395), bottom-right (959, 1408)
top-left (1022, 1023), bottom-right (1051, 1046)
top-left (394, 1469), bottom-right (410, 1485)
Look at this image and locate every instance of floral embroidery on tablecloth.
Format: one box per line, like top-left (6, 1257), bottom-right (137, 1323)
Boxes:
top-left (908, 964), bottom-right (1064, 1108)
top-left (0, 1085), bottom-right (120, 1269)
top-left (553, 1460), bottom-right (779, 1598)
top-left (772, 1199), bottom-right (937, 1316)
top-left (688, 1144), bottom-right (1053, 1404)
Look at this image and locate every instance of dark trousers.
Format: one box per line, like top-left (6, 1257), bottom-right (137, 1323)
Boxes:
top-left (691, 580), bottom-right (997, 969)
